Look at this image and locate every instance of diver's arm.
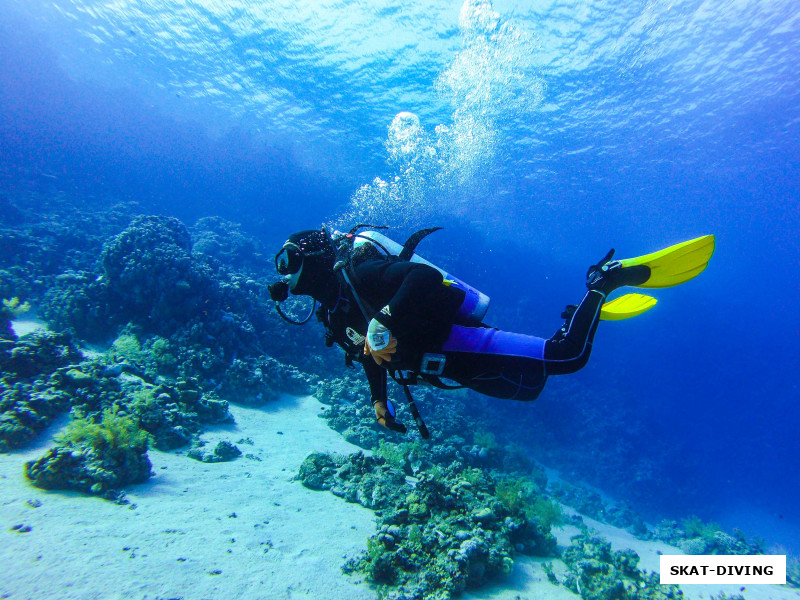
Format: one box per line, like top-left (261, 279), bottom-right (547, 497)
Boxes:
top-left (372, 263), bottom-right (445, 341)
top-left (357, 259), bottom-right (461, 363)
top-left (362, 356), bottom-right (387, 402)
top-left (361, 355), bottom-right (406, 434)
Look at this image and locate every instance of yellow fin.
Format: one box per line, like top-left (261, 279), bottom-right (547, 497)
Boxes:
top-left (618, 235), bottom-right (715, 289)
top-left (600, 293), bottom-right (657, 321)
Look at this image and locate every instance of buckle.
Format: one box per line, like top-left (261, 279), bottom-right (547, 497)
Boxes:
top-left (420, 353), bottom-right (446, 376)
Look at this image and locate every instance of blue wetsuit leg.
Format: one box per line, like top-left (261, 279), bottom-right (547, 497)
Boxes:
top-left (436, 290), bottom-right (605, 400)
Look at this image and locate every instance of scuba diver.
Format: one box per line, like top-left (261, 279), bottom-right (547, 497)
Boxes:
top-left (268, 226), bottom-right (714, 437)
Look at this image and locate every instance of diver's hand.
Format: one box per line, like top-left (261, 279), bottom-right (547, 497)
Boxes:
top-left (364, 318), bottom-right (397, 365)
top-left (364, 337), bottom-right (397, 365)
top-left (372, 399), bottom-right (407, 434)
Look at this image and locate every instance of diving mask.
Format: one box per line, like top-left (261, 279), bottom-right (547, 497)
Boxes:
top-left (275, 242), bottom-right (303, 276)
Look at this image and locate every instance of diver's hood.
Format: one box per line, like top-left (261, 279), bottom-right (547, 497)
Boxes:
top-left (278, 229), bottom-right (337, 301)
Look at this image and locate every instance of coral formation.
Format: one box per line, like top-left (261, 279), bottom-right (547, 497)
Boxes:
top-left (299, 451), bottom-right (408, 509)
top-left (561, 534), bottom-right (683, 600)
top-left (1, 200), bottom-right (133, 337)
top-left (0, 385), bottom-right (72, 453)
top-left (299, 451), bottom-right (556, 599)
top-left (219, 355), bottom-right (310, 405)
top-left (190, 216), bottom-right (270, 275)
top-left (0, 330), bottom-right (82, 380)
top-left (4, 203), bottom-right (320, 402)
top-left (25, 406), bottom-right (152, 500)
top-left (1, 207), bottom-right (313, 475)
top-left (551, 481), bottom-right (649, 538)
top-left (651, 517), bottom-right (764, 556)
top-left (0, 331), bottom-right (82, 452)
top-left (494, 476), bottom-right (563, 529)
top-left (187, 440), bottom-right (242, 463)
top-left (127, 377), bottom-right (233, 450)
top-left (1, 333), bottom-right (233, 455)
top-left (0, 297), bottom-right (29, 341)
top-left (101, 215), bottom-right (213, 333)
top-left (788, 555), bottom-right (799, 588)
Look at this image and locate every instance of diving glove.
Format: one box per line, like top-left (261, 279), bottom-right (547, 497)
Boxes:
top-left (372, 398), bottom-right (407, 434)
top-left (364, 317), bottom-right (397, 365)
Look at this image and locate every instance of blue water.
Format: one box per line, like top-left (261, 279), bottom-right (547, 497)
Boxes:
top-left (2, 0), bottom-right (799, 552)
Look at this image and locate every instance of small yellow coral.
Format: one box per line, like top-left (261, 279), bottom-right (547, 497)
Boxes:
top-left (111, 334), bottom-right (143, 363)
top-left (58, 406), bottom-right (150, 452)
top-left (495, 476), bottom-right (563, 527)
top-left (2, 297), bottom-right (31, 318)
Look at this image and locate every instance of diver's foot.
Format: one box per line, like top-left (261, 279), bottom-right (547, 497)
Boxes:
top-left (586, 249), bottom-right (650, 295)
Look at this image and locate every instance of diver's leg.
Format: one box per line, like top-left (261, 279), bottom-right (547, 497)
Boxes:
top-left (439, 350), bottom-right (548, 401)
top-left (543, 248), bottom-right (650, 374)
top-left (431, 250), bottom-right (648, 397)
top-left (438, 327), bottom-right (548, 401)
top-left (542, 290), bottom-right (604, 374)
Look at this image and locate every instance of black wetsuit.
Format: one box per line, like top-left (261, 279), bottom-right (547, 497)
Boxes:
top-left (318, 258), bottom-right (605, 402)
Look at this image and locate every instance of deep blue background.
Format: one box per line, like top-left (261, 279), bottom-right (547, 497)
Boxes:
top-left (1, 0), bottom-right (798, 551)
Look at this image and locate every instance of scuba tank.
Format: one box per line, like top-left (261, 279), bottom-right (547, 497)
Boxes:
top-left (352, 229), bottom-right (491, 326)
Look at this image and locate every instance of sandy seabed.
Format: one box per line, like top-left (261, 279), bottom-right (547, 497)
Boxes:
top-left (1, 394), bottom-right (797, 600)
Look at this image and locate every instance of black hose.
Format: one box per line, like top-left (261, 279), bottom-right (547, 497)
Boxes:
top-left (275, 298), bottom-right (316, 325)
top-left (402, 385), bottom-right (430, 440)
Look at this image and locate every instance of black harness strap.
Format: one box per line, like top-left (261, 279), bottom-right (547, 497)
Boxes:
top-left (338, 267), bottom-right (377, 322)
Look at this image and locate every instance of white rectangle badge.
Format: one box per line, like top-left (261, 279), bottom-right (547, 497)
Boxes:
top-left (660, 555), bottom-right (786, 584)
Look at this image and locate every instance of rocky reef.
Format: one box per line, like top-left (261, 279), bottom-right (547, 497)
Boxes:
top-left (299, 451), bottom-right (557, 599)
top-left (651, 517), bottom-right (764, 556)
top-left (11, 348), bottom-right (235, 499)
top-left (1, 204), bottom-right (314, 501)
top-left (1, 297), bottom-right (28, 341)
top-left (551, 480), bottom-right (649, 538)
top-left (187, 440), bottom-right (242, 463)
top-left (0, 330), bottom-right (82, 452)
top-left (560, 534), bottom-right (683, 600)
top-left (2, 206), bottom-right (317, 394)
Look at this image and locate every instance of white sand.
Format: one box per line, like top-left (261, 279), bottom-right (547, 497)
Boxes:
top-left (1, 394), bottom-right (797, 600)
top-left (1, 395), bottom-right (377, 600)
top-left (9, 319), bottom-right (47, 338)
